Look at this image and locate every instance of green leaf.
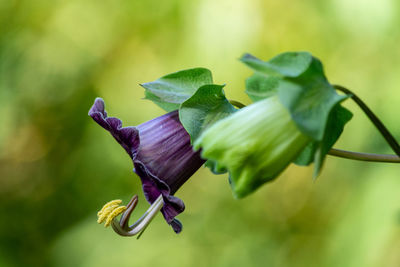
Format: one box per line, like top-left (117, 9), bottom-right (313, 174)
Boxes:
top-left (179, 84), bottom-right (237, 142)
top-left (313, 103), bottom-right (353, 178)
top-left (241, 52), bottom-right (347, 141)
top-left (141, 68), bottom-right (213, 112)
top-left (245, 73), bottom-right (280, 102)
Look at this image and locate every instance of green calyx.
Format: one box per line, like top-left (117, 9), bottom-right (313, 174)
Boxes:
top-left (240, 52), bottom-right (353, 177)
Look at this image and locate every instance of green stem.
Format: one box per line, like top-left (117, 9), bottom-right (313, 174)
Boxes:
top-left (333, 84), bottom-right (400, 157)
top-left (328, 148), bottom-right (400, 163)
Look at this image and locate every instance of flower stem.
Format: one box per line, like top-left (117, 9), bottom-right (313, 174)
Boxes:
top-left (333, 84), bottom-right (400, 157)
top-left (328, 148), bottom-right (400, 163)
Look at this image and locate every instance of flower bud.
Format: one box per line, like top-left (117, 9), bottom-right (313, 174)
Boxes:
top-left (194, 95), bottom-right (310, 198)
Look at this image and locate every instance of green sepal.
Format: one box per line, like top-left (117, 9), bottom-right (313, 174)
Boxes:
top-left (141, 68), bottom-right (213, 112)
top-left (179, 84), bottom-right (237, 142)
top-left (144, 91), bottom-right (182, 112)
top-left (245, 73), bottom-right (280, 102)
top-left (293, 141), bottom-right (318, 166)
top-left (241, 52), bottom-right (313, 77)
top-left (294, 103), bottom-right (353, 171)
top-left (313, 103), bottom-right (353, 178)
top-left (179, 84), bottom-right (237, 174)
top-left (240, 52), bottom-right (347, 141)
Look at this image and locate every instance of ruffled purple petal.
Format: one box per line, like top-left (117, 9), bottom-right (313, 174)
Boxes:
top-left (89, 98), bottom-right (140, 158)
top-left (134, 161), bottom-right (185, 233)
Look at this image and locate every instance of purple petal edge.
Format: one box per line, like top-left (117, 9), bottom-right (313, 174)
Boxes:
top-left (135, 161), bottom-right (184, 233)
top-left (89, 98), bottom-right (140, 158)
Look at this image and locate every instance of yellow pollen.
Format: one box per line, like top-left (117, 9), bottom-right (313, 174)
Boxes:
top-left (97, 199), bottom-right (122, 216)
top-left (97, 205), bottom-right (118, 223)
top-left (104, 206), bottom-right (127, 227)
top-left (97, 199), bottom-right (128, 228)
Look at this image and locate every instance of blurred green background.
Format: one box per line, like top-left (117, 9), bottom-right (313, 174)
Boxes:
top-left (1, 0), bottom-right (400, 266)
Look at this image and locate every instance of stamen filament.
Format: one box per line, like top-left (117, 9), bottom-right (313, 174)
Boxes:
top-left (119, 195), bottom-right (139, 228)
top-left (111, 195), bottom-right (164, 237)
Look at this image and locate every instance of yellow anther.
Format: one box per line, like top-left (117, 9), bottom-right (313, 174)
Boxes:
top-left (97, 203), bottom-right (119, 218)
top-left (97, 199), bottom-right (122, 224)
top-left (104, 206), bottom-right (127, 227)
top-left (97, 206), bottom-right (117, 223)
top-left (97, 199), bottom-right (122, 216)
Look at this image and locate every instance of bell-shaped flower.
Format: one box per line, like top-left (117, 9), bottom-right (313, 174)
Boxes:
top-left (89, 98), bottom-right (205, 234)
top-left (194, 95), bottom-right (311, 198)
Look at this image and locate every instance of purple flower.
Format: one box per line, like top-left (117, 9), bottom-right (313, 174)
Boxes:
top-left (89, 98), bottom-right (205, 233)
